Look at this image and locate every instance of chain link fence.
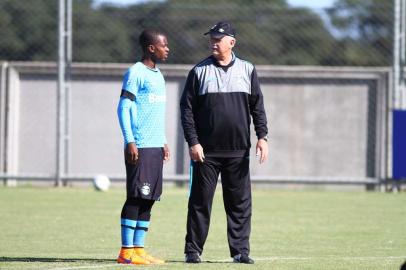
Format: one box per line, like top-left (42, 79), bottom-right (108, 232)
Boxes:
top-left (0, 0), bottom-right (393, 66)
top-left (0, 0), bottom-right (397, 187)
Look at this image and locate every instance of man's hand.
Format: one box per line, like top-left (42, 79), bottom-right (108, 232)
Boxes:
top-left (256, 138), bottom-right (269, 164)
top-left (125, 142), bottom-right (138, 164)
top-left (163, 144), bottom-right (170, 162)
top-left (189, 144), bottom-right (205, 162)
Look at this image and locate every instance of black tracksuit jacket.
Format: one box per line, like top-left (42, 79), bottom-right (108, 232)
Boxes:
top-left (180, 54), bottom-right (268, 157)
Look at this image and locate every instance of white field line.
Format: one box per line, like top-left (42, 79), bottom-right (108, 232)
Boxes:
top-left (208, 255), bottom-right (406, 262)
top-left (254, 256), bottom-right (406, 261)
top-left (49, 256), bottom-right (406, 270)
top-left (50, 264), bottom-right (121, 270)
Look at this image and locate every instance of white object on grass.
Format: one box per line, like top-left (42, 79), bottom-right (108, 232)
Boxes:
top-left (93, 174), bottom-right (111, 191)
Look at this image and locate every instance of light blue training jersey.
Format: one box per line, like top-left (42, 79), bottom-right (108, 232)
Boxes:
top-left (117, 62), bottom-right (167, 148)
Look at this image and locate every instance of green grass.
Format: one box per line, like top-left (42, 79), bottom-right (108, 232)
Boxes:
top-left (0, 185), bottom-right (405, 270)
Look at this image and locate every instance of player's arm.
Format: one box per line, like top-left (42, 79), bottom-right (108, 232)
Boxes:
top-left (180, 70), bottom-right (205, 162)
top-left (163, 134), bottom-right (170, 162)
top-left (117, 92), bottom-right (138, 164)
top-left (163, 144), bottom-right (170, 162)
top-left (249, 66), bottom-right (269, 164)
top-left (118, 68), bottom-right (141, 164)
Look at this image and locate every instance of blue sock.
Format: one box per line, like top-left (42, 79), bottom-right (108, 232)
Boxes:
top-left (121, 218), bottom-right (137, 247)
top-left (134, 220), bottom-right (150, 247)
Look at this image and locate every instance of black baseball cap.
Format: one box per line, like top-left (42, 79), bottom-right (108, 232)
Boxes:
top-left (204, 21), bottom-right (236, 38)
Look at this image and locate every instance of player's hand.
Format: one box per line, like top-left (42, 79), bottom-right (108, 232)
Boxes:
top-left (189, 144), bottom-right (205, 163)
top-left (256, 138), bottom-right (268, 164)
top-left (125, 142), bottom-right (138, 164)
top-left (163, 144), bottom-right (170, 162)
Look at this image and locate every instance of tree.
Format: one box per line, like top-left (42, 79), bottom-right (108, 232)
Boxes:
top-left (0, 0), bottom-right (393, 66)
top-left (327, 0), bottom-right (393, 66)
top-left (100, 0), bottom-right (335, 65)
top-left (0, 0), bottom-right (57, 61)
top-left (0, 0), bottom-right (132, 62)
top-left (73, 0), bottom-right (132, 62)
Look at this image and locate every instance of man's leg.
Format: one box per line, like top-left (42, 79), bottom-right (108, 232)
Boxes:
top-left (185, 157), bottom-right (220, 257)
top-left (221, 157), bottom-right (252, 258)
top-left (118, 198), bottom-right (150, 265)
top-left (133, 199), bottom-right (165, 264)
top-left (133, 199), bottom-right (154, 248)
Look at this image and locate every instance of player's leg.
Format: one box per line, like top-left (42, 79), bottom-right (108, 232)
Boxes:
top-left (132, 199), bottom-right (165, 264)
top-left (185, 157), bottom-right (221, 263)
top-left (117, 157), bottom-right (150, 265)
top-left (132, 148), bottom-right (165, 263)
top-left (118, 198), bottom-right (150, 264)
top-left (118, 198), bottom-right (137, 263)
top-left (221, 156), bottom-right (254, 264)
top-left (133, 199), bottom-right (154, 248)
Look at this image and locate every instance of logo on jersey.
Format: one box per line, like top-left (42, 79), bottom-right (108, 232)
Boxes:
top-left (140, 183), bottom-right (151, 196)
top-left (148, 94), bottom-right (166, 103)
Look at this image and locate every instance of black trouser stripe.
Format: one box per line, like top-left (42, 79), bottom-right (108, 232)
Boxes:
top-left (135, 226), bottom-right (148, 231)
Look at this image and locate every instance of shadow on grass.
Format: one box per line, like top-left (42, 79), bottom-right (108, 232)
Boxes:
top-left (0, 257), bottom-right (116, 263)
top-left (1, 257), bottom-right (230, 264)
top-left (165, 260), bottom-right (230, 264)
top-left (204, 260), bottom-right (230, 264)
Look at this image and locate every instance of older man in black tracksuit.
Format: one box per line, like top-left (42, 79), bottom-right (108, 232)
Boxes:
top-left (180, 21), bottom-right (269, 264)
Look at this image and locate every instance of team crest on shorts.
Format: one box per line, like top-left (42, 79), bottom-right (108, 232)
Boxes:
top-left (140, 182), bottom-right (151, 196)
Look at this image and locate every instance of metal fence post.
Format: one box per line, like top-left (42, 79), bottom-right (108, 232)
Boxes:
top-left (56, 0), bottom-right (66, 187)
top-left (63, 0), bottom-right (72, 186)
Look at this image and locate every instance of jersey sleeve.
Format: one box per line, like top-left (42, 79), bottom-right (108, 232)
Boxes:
top-left (117, 67), bottom-right (142, 146)
top-left (117, 97), bottom-right (135, 145)
top-left (121, 67), bottom-right (143, 96)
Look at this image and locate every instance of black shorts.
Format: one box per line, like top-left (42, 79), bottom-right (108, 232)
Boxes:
top-left (125, 147), bottom-right (164, 200)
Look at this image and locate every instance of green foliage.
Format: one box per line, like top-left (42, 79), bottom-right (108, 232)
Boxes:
top-left (327, 0), bottom-right (393, 66)
top-left (73, 0), bottom-right (132, 62)
top-left (0, 0), bottom-right (57, 61)
top-left (96, 1), bottom-right (337, 65)
top-left (0, 0), bottom-right (394, 66)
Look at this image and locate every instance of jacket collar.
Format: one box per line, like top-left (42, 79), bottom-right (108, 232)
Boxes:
top-left (211, 52), bottom-right (236, 68)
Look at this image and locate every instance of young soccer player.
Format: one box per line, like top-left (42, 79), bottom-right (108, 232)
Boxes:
top-left (116, 29), bottom-right (170, 265)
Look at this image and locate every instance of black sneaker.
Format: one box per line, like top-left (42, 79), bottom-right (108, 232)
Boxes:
top-left (185, 252), bottom-right (201, 263)
top-left (233, 254), bottom-right (254, 264)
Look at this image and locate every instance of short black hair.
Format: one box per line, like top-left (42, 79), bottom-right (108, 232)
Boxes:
top-left (139, 29), bottom-right (164, 53)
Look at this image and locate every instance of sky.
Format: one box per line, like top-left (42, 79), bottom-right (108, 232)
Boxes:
top-left (287, 0), bottom-right (335, 9)
top-left (94, 0), bottom-right (336, 9)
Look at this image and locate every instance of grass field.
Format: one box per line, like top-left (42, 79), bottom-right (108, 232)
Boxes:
top-left (0, 185), bottom-right (405, 270)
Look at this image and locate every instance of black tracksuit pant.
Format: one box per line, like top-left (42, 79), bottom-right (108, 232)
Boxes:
top-left (184, 156), bottom-right (252, 257)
